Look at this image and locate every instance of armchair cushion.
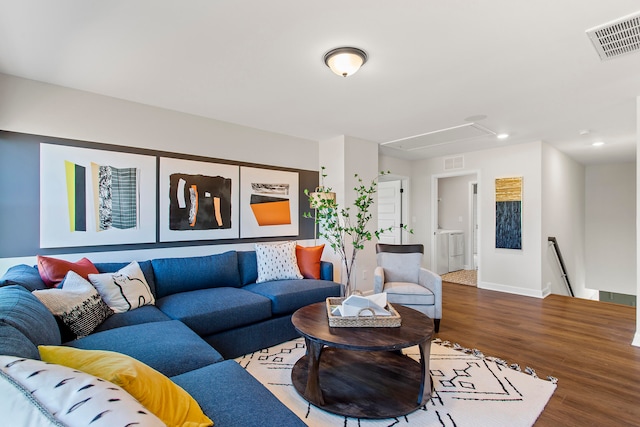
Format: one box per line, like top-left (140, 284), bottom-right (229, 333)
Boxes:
top-left (376, 252), bottom-right (422, 284)
top-left (383, 282), bottom-right (435, 305)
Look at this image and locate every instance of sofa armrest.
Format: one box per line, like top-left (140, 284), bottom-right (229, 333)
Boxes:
top-left (320, 261), bottom-right (333, 281)
top-left (418, 268), bottom-right (442, 318)
top-left (373, 266), bottom-right (385, 294)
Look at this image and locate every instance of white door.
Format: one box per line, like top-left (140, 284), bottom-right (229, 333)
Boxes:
top-left (377, 180), bottom-right (402, 244)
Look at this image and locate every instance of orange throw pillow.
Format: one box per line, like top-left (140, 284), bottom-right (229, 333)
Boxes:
top-left (37, 255), bottom-right (99, 288)
top-left (296, 245), bottom-right (325, 279)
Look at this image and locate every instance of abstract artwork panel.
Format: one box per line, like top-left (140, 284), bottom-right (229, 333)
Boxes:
top-left (40, 144), bottom-right (156, 248)
top-left (92, 163), bottom-right (139, 231)
top-left (159, 158), bottom-right (239, 242)
top-left (169, 173), bottom-right (232, 230)
top-left (240, 167), bottom-right (298, 238)
top-left (495, 177), bottom-right (522, 250)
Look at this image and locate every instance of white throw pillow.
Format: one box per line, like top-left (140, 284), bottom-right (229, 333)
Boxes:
top-left (255, 241), bottom-right (303, 283)
top-left (33, 271), bottom-right (113, 338)
top-left (0, 355), bottom-right (166, 427)
top-left (88, 261), bottom-right (155, 313)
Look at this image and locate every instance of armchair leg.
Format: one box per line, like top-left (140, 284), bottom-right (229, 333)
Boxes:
top-left (434, 319), bottom-right (440, 333)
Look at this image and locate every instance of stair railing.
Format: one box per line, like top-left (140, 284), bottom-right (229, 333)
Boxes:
top-left (548, 237), bottom-right (574, 297)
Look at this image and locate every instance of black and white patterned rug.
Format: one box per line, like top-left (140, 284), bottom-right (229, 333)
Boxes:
top-left (236, 338), bottom-right (557, 427)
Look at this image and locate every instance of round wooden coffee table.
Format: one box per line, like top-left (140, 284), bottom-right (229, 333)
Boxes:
top-left (291, 302), bottom-right (434, 419)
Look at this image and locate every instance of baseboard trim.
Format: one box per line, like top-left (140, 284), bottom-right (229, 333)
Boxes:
top-left (478, 281), bottom-right (547, 299)
top-left (632, 332), bottom-right (640, 348)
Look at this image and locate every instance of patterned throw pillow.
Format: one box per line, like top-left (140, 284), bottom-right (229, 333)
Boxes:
top-left (88, 261), bottom-right (155, 313)
top-left (39, 346), bottom-right (213, 427)
top-left (255, 241), bottom-right (303, 283)
top-left (33, 271), bottom-right (113, 338)
top-left (0, 355), bottom-right (166, 427)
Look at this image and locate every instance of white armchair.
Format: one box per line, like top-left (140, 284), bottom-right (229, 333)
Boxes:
top-left (374, 243), bottom-right (442, 332)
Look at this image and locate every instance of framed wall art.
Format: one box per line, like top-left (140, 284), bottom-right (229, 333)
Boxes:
top-left (240, 166), bottom-right (299, 238)
top-left (495, 176), bottom-right (522, 250)
top-left (39, 143), bottom-right (157, 248)
top-left (159, 157), bottom-right (240, 242)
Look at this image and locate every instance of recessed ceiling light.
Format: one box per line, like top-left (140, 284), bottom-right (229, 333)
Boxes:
top-left (496, 133), bottom-right (509, 139)
top-left (592, 141), bottom-right (605, 147)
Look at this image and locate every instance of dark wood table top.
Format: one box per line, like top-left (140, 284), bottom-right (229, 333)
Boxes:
top-left (291, 301), bottom-right (434, 351)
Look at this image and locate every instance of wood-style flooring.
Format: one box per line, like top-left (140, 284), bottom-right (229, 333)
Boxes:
top-left (436, 282), bottom-right (640, 427)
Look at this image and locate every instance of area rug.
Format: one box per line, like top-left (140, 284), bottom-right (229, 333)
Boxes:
top-left (235, 338), bottom-right (557, 427)
top-left (441, 269), bottom-right (477, 286)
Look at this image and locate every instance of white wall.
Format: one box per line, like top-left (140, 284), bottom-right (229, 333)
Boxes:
top-left (585, 162), bottom-right (636, 297)
top-left (541, 144), bottom-right (587, 298)
top-left (411, 141), bottom-right (545, 297)
top-left (635, 96), bottom-right (640, 348)
top-left (0, 74), bottom-right (320, 274)
top-left (318, 135), bottom-right (379, 294)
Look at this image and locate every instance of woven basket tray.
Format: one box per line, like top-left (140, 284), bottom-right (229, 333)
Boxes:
top-left (326, 297), bottom-right (402, 328)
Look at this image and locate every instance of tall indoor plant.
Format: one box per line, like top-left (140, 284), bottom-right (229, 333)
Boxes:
top-left (305, 168), bottom-right (410, 297)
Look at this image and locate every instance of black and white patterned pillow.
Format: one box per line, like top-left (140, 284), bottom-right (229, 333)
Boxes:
top-left (88, 261), bottom-right (155, 313)
top-left (0, 355), bottom-right (165, 427)
top-left (255, 241), bottom-right (303, 283)
top-left (33, 271), bottom-right (113, 338)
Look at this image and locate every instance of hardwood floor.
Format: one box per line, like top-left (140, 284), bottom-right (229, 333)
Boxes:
top-left (436, 282), bottom-right (640, 427)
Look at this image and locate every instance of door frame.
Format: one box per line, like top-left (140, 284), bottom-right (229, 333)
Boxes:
top-left (431, 169), bottom-right (481, 276)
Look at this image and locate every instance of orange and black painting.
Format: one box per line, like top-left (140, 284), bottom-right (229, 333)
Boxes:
top-left (169, 173), bottom-right (232, 230)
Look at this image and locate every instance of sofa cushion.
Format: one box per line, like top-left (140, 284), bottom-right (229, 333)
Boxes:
top-left (0, 324), bottom-right (40, 359)
top-left (243, 279), bottom-right (342, 315)
top-left (237, 250), bottom-right (258, 285)
top-left (91, 305), bottom-right (170, 333)
top-left (36, 255), bottom-right (99, 288)
top-left (33, 271), bottom-right (114, 338)
top-left (0, 264), bottom-right (47, 291)
top-left (0, 355), bottom-right (166, 427)
top-left (65, 320), bottom-right (223, 377)
top-left (39, 346), bottom-right (212, 427)
top-left (94, 260), bottom-right (157, 298)
top-left (0, 285), bottom-right (61, 348)
top-left (255, 241), bottom-right (303, 283)
top-left (152, 251), bottom-right (241, 298)
top-left (88, 261), bottom-right (155, 313)
top-left (157, 287), bottom-right (272, 336)
top-left (171, 360), bottom-right (306, 427)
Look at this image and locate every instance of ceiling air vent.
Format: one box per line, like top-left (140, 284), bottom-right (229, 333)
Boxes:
top-left (444, 156), bottom-right (464, 170)
top-left (586, 10), bottom-right (640, 60)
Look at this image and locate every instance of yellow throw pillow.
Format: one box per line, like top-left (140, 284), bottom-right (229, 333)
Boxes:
top-left (39, 346), bottom-right (213, 427)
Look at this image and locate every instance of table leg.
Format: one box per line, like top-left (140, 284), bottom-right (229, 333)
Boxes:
top-left (417, 340), bottom-right (432, 405)
top-left (304, 338), bottom-right (325, 405)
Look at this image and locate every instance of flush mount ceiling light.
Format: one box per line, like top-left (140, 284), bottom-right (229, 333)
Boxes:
top-left (323, 47), bottom-right (368, 77)
top-left (496, 133), bottom-right (510, 140)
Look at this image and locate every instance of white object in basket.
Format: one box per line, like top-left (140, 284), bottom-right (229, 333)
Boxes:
top-left (331, 293), bottom-right (391, 317)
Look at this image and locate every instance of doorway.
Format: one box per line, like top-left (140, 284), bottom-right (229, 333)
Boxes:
top-left (432, 171), bottom-right (480, 286)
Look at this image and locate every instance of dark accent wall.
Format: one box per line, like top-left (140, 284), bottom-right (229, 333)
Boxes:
top-left (0, 131), bottom-right (317, 258)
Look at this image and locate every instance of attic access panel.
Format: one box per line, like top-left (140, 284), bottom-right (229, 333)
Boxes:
top-left (382, 123), bottom-right (495, 151)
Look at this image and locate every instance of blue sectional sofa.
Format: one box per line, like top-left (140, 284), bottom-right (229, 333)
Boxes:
top-left (0, 250), bottom-right (342, 426)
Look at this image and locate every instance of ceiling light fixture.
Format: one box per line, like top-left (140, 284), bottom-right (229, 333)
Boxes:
top-left (592, 141), bottom-right (605, 147)
top-left (323, 47), bottom-right (368, 77)
top-left (496, 133), bottom-right (510, 139)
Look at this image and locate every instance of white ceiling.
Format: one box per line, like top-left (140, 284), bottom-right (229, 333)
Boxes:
top-left (1, 0), bottom-right (639, 165)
